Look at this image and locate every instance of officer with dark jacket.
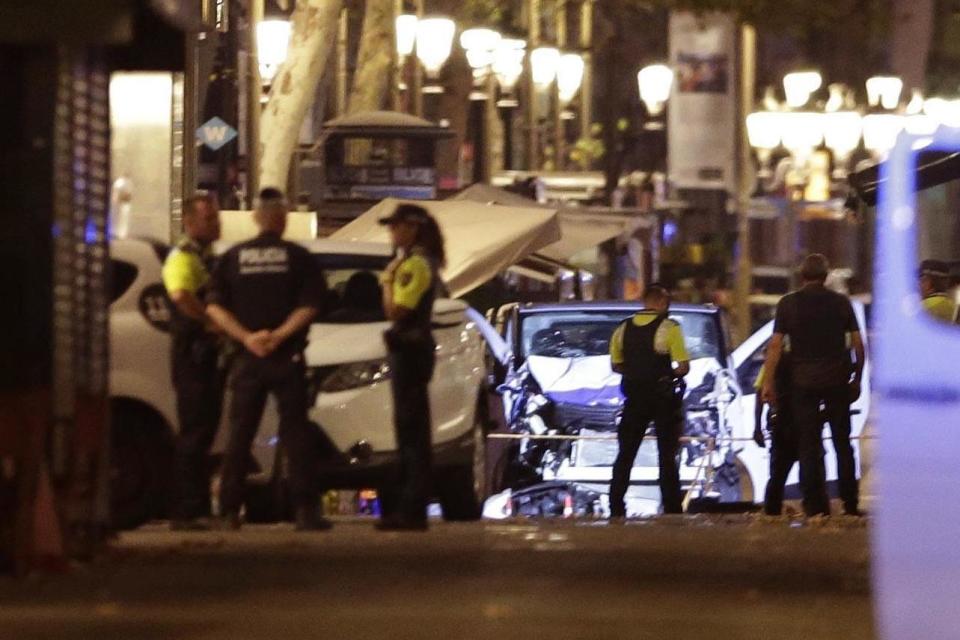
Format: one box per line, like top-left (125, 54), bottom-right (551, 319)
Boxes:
top-left (752, 346), bottom-right (798, 515)
top-left (762, 254), bottom-right (865, 517)
top-left (162, 192), bottom-right (223, 530)
top-left (206, 188), bottom-right (329, 531)
top-left (376, 204), bottom-right (445, 531)
top-left (608, 284), bottom-right (690, 517)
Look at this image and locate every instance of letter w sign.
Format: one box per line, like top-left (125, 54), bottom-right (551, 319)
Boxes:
top-left (197, 117), bottom-right (238, 151)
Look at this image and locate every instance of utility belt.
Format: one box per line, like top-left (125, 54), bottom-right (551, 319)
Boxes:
top-left (173, 331), bottom-right (226, 369)
top-left (621, 375), bottom-right (685, 404)
top-left (790, 357), bottom-right (851, 389)
top-left (383, 325), bottom-right (434, 354)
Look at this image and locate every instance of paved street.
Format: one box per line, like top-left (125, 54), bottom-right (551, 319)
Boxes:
top-left (0, 515), bottom-right (874, 640)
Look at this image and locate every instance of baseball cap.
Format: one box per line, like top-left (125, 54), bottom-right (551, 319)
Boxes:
top-left (919, 259), bottom-right (949, 278)
top-left (378, 204), bottom-right (431, 226)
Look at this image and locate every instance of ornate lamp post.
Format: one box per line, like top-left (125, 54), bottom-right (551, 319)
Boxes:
top-left (415, 16), bottom-right (456, 93)
top-left (637, 63), bottom-right (673, 119)
top-left (256, 19), bottom-right (291, 85)
top-left (461, 27), bottom-right (503, 182)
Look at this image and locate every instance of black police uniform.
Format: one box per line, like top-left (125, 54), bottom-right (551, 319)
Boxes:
top-left (208, 231), bottom-right (323, 517)
top-left (164, 237), bottom-right (224, 520)
top-left (774, 284), bottom-right (859, 516)
top-left (382, 249), bottom-right (439, 526)
top-left (609, 313), bottom-right (685, 516)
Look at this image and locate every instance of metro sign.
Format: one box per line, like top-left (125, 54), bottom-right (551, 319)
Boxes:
top-left (197, 117), bottom-right (238, 151)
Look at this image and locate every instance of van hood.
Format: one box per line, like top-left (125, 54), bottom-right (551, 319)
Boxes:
top-left (525, 355), bottom-right (722, 406)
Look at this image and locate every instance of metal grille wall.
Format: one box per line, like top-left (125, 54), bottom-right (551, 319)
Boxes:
top-left (50, 47), bottom-right (111, 540)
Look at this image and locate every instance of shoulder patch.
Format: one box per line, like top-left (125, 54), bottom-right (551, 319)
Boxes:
top-left (399, 271), bottom-right (413, 287)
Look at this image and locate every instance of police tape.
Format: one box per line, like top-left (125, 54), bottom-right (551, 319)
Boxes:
top-left (485, 433), bottom-right (877, 442)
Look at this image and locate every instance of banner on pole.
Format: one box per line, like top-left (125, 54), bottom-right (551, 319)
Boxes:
top-left (668, 12), bottom-right (737, 194)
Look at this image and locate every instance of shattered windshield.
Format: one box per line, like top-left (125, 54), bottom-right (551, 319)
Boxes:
top-left (519, 310), bottom-right (722, 361)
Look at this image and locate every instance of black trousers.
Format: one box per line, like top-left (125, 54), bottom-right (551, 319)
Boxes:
top-left (610, 391), bottom-right (683, 516)
top-left (171, 336), bottom-right (224, 520)
top-left (763, 397), bottom-right (798, 515)
top-left (219, 352), bottom-right (318, 515)
top-left (792, 385), bottom-right (858, 516)
top-left (385, 346), bottom-right (435, 523)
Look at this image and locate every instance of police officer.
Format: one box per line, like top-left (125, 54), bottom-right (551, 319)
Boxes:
top-left (608, 284), bottom-right (690, 517)
top-left (376, 204), bottom-right (445, 531)
top-left (206, 187), bottom-right (328, 531)
top-left (762, 254), bottom-right (865, 517)
top-left (162, 192), bottom-right (223, 530)
top-left (919, 259), bottom-right (957, 322)
top-left (752, 345), bottom-right (798, 515)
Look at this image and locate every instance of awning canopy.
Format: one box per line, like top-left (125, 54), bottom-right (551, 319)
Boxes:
top-left (330, 198), bottom-right (562, 298)
top-left (451, 184), bottom-right (633, 262)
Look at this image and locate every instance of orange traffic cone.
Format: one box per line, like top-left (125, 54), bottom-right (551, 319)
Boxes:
top-left (31, 462), bottom-right (66, 570)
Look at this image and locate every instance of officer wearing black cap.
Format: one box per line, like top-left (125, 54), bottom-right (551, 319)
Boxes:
top-left (376, 204), bottom-right (445, 531)
top-left (919, 259), bottom-right (957, 323)
top-left (162, 192), bottom-right (223, 530)
top-left (608, 284), bottom-right (690, 517)
top-left (206, 187), bottom-right (329, 531)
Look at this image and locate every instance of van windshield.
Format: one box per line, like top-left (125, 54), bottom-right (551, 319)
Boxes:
top-left (519, 310), bottom-right (722, 362)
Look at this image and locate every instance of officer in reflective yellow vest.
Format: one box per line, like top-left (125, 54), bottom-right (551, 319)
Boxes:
top-left (608, 284), bottom-right (690, 517)
top-left (161, 192), bottom-right (223, 530)
top-left (376, 204), bottom-right (444, 531)
top-left (919, 259), bottom-right (957, 323)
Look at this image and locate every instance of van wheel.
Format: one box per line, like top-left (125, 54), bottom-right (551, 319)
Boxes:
top-left (438, 423), bottom-right (486, 521)
top-left (110, 406), bottom-right (173, 530)
top-left (714, 453), bottom-right (754, 503)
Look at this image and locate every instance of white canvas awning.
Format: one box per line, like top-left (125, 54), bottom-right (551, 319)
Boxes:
top-left (218, 210), bottom-right (318, 243)
top-left (452, 184), bottom-right (633, 262)
top-left (330, 197), bottom-right (561, 298)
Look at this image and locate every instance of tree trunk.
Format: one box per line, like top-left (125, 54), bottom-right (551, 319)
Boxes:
top-left (259, 0), bottom-right (344, 190)
top-left (347, 0), bottom-right (393, 114)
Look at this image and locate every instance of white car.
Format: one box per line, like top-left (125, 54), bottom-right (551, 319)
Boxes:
top-left (108, 237), bottom-right (492, 528)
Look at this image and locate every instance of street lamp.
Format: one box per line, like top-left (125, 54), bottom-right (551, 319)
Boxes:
top-left (862, 113), bottom-right (903, 157)
top-left (395, 14), bottom-right (418, 58)
top-left (781, 111), bottom-right (824, 157)
top-left (746, 111), bottom-right (782, 177)
top-left (257, 19), bottom-right (291, 84)
top-left (822, 111), bottom-right (863, 176)
top-left (783, 71), bottom-right (822, 109)
top-left (461, 27), bottom-right (501, 71)
top-left (866, 75), bottom-right (903, 110)
top-left (530, 46), bottom-right (561, 86)
top-left (557, 53), bottom-right (585, 104)
top-left (924, 97), bottom-right (960, 128)
top-left (493, 38), bottom-right (526, 98)
top-left (637, 64), bottom-right (673, 117)
top-left (415, 16), bottom-right (456, 86)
